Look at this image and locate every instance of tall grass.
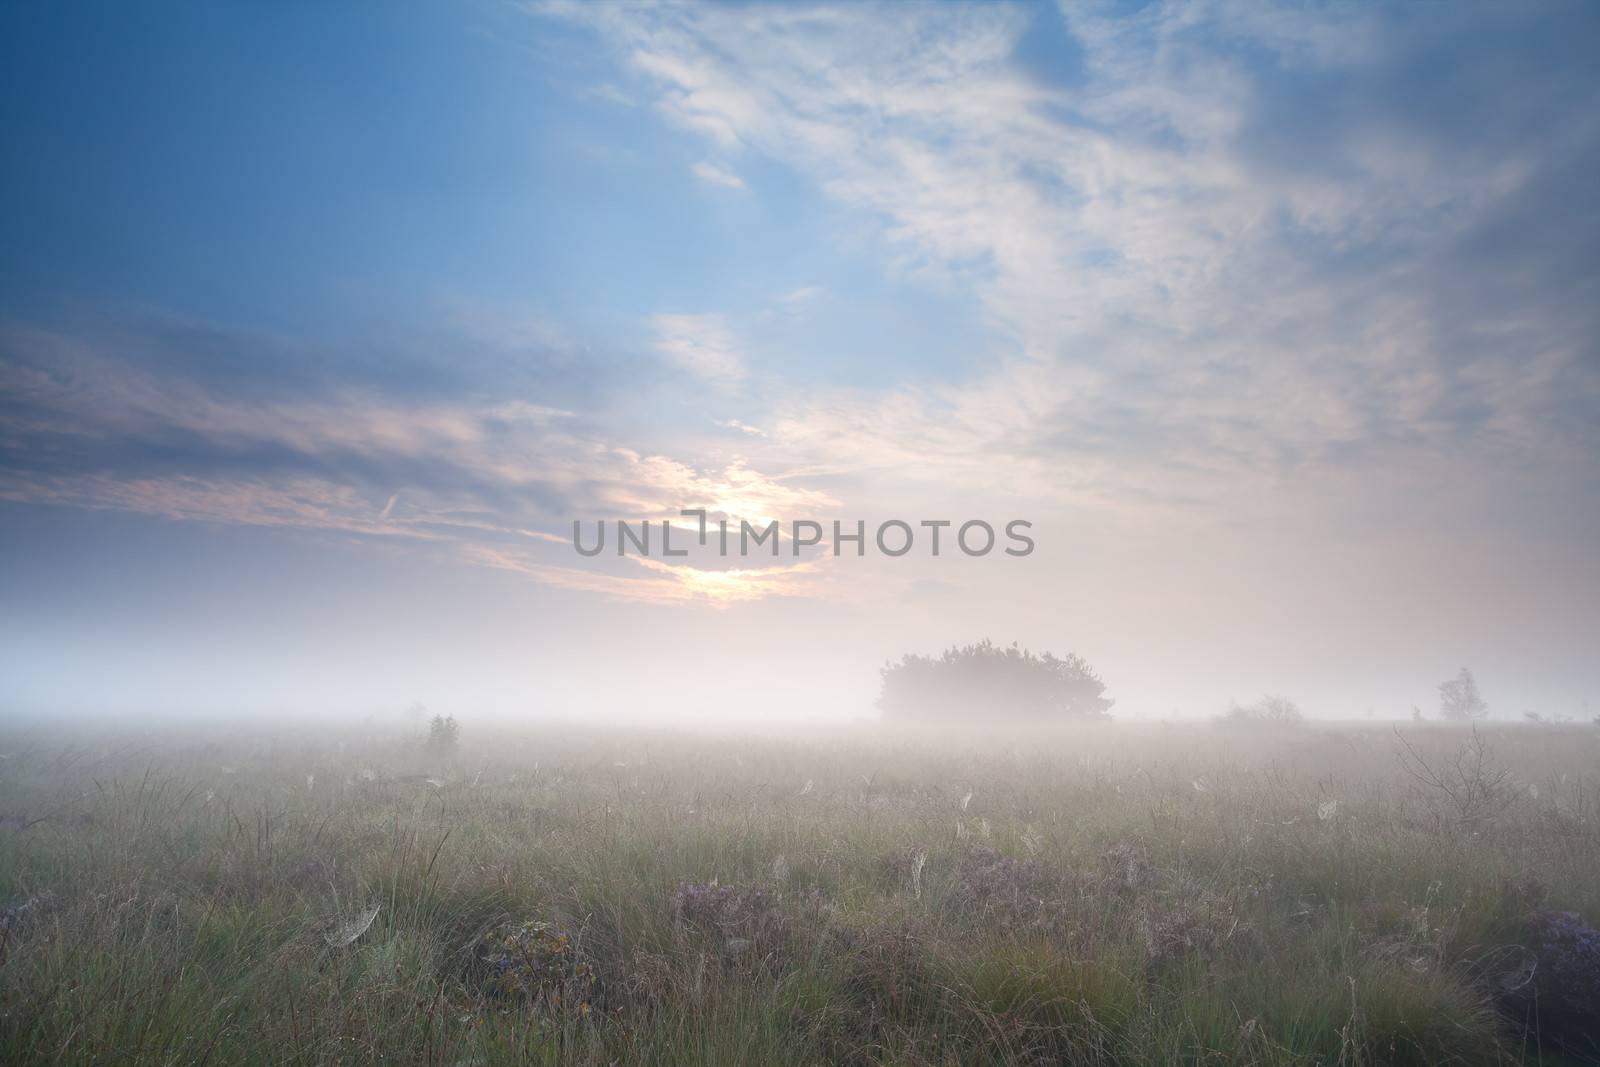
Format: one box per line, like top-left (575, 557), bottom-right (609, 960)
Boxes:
top-left (0, 720), bottom-right (1596, 1064)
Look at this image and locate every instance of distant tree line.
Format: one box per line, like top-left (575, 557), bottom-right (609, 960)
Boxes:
top-left (877, 649), bottom-right (1523, 726)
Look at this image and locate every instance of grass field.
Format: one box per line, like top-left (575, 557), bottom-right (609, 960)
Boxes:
top-left (1, 719), bottom-right (1597, 1065)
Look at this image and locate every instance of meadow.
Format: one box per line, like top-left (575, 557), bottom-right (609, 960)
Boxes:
top-left (1, 718), bottom-right (1597, 1065)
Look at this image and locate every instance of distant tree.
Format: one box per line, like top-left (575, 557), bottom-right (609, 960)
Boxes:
top-left (878, 640), bottom-right (1113, 722)
top-left (1219, 695), bottom-right (1304, 726)
top-left (1438, 668), bottom-right (1488, 721)
top-left (426, 714), bottom-right (460, 755)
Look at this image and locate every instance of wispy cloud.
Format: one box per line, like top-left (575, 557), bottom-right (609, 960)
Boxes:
top-left (579, 82), bottom-right (635, 108)
top-left (548, 1), bottom-right (1600, 515)
top-left (466, 544), bottom-right (827, 607)
top-left (776, 286), bottom-right (823, 305)
top-left (716, 418), bottom-right (766, 437)
top-left (650, 313), bottom-right (745, 383)
top-left (0, 315), bottom-right (832, 603)
top-left (691, 159), bottom-right (745, 190)
top-left (6, 2), bottom-right (1597, 624)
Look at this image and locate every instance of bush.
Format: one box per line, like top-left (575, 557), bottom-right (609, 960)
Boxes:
top-left (1218, 695), bottom-right (1303, 726)
top-left (671, 881), bottom-right (789, 967)
top-left (947, 847), bottom-right (1069, 930)
top-left (878, 640), bottom-right (1113, 723)
top-left (1497, 910), bottom-right (1600, 1057)
top-left (476, 918), bottom-right (599, 1016)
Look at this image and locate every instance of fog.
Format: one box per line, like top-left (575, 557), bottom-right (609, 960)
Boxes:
top-left (6, 3), bottom-right (1600, 1059)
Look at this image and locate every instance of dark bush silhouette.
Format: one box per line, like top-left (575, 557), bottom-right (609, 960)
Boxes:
top-left (878, 640), bottom-right (1112, 722)
top-left (1497, 909), bottom-right (1600, 1058)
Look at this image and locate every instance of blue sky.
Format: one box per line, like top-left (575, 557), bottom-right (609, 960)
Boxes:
top-left (2, 1), bottom-right (1597, 722)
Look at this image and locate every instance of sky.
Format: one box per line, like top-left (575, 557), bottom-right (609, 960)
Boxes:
top-left (2, 1), bottom-right (1597, 724)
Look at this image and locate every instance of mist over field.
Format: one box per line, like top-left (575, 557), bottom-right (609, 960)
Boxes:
top-left (3, 716), bottom-right (1600, 1065)
top-left (3, 1), bottom-right (1600, 1064)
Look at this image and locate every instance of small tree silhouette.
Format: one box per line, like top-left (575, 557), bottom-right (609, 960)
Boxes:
top-left (426, 714), bottom-right (460, 755)
top-left (1438, 667), bottom-right (1488, 721)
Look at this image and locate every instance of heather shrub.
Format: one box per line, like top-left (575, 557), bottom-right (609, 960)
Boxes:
top-left (1499, 909), bottom-right (1600, 1057)
top-left (670, 880), bottom-right (790, 968)
top-left (1138, 895), bottom-right (1243, 967)
top-left (946, 846), bottom-right (1071, 931)
top-left (1099, 842), bottom-right (1161, 896)
top-left (475, 918), bottom-right (600, 1017)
